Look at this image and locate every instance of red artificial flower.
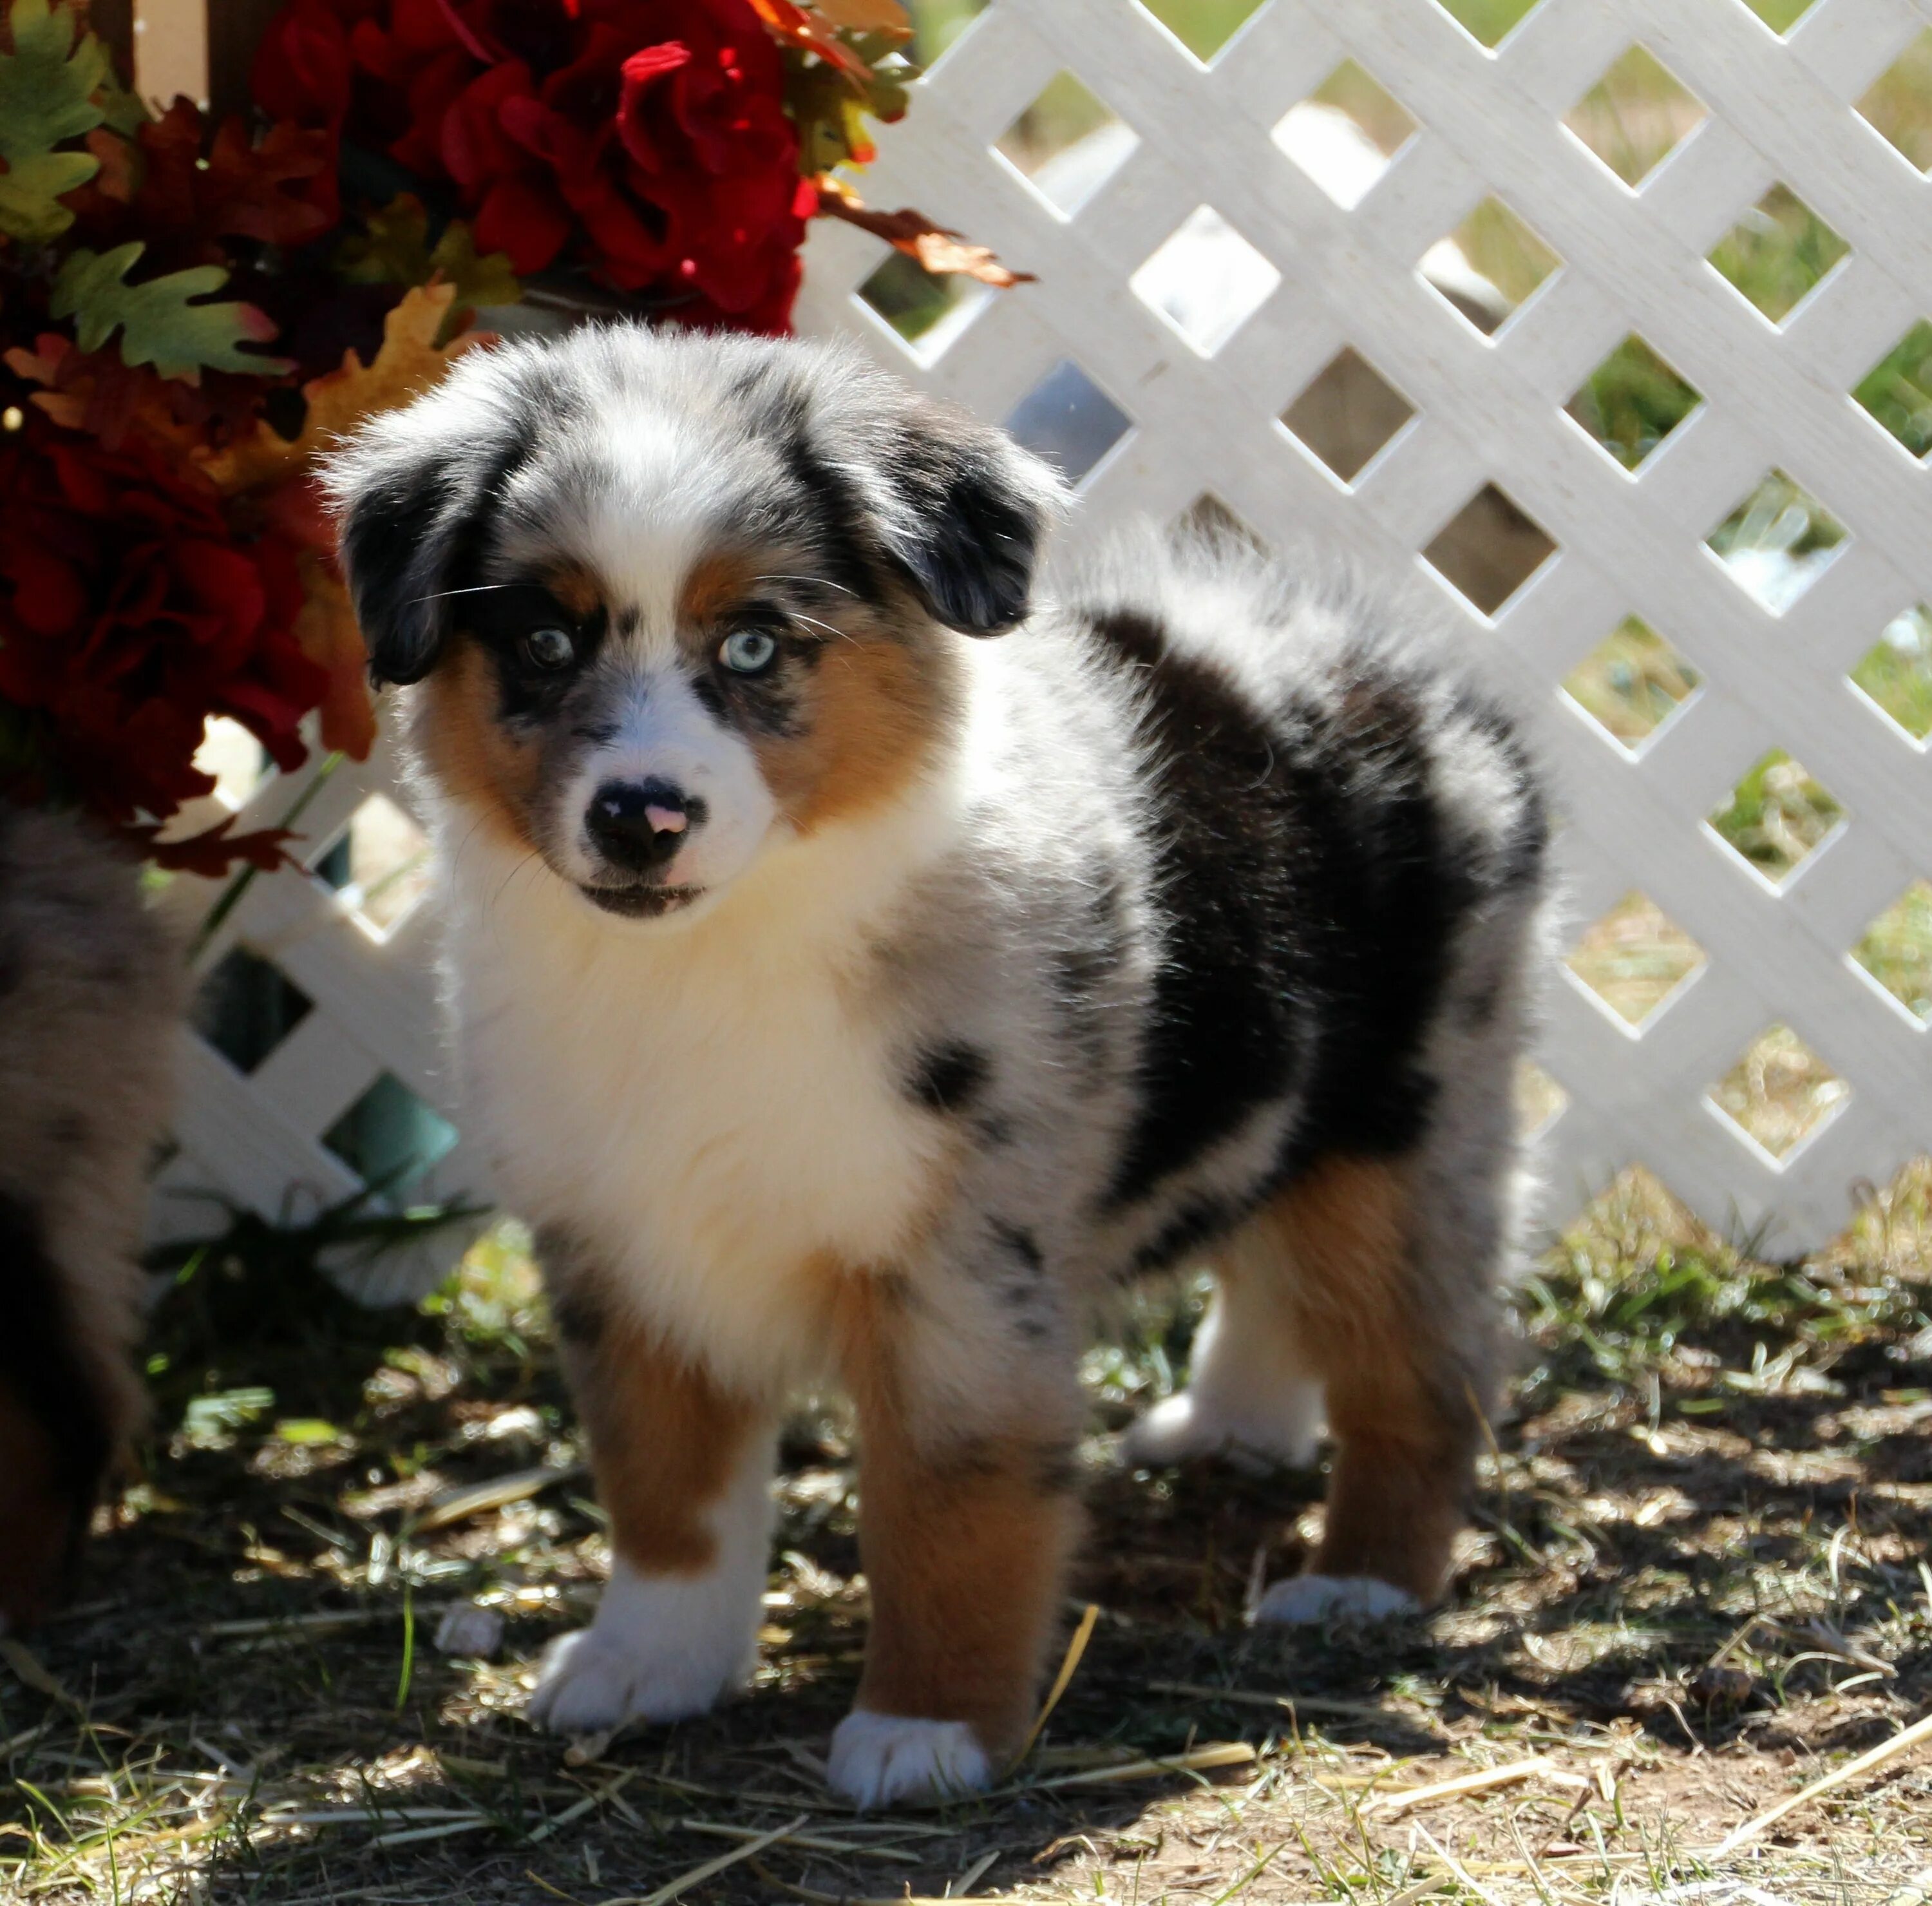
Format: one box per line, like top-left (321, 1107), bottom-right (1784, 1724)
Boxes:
top-left (0, 416), bottom-right (328, 834)
top-left (254, 0), bottom-right (811, 330)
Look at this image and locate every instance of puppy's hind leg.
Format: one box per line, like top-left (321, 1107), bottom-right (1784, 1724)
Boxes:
top-left (1122, 1228), bottom-right (1323, 1472)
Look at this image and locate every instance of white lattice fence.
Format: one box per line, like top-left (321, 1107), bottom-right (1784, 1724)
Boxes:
top-left (154, 0), bottom-right (1932, 1277)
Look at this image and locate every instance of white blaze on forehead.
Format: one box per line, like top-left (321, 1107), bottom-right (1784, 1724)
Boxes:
top-left (495, 407), bottom-right (759, 645)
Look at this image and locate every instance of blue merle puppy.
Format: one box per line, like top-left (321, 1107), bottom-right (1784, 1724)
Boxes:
top-left (326, 323), bottom-right (1549, 1808)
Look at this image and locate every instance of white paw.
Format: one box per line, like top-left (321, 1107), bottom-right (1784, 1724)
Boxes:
top-left (524, 1556), bottom-right (760, 1737)
top-left (527, 1622), bottom-right (746, 1734)
top-left (1122, 1391), bottom-right (1320, 1472)
top-left (1251, 1574), bottom-right (1419, 1626)
top-left (827, 1711), bottom-right (992, 1809)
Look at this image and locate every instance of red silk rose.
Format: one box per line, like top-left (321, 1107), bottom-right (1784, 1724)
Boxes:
top-left (0, 417), bottom-right (328, 834)
top-left (255, 0), bottom-right (813, 331)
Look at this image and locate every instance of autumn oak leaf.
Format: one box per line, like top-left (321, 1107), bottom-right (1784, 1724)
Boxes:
top-left (817, 188), bottom-right (1034, 289)
top-left (0, 0), bottom-right (112, 240)
top-left (50, 242), bottom-right (293, 382)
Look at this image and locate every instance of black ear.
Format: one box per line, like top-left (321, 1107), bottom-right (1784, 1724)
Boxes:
top-left (845, 397), bottom-right (1068, 638)
top-left (325, 388), bottom-right (525, 687)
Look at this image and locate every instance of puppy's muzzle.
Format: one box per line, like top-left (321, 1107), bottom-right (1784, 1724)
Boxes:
top-left (587, 778), bottom-right (706, 875)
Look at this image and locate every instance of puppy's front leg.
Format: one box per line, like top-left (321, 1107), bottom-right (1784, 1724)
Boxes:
top-left (528, 1238), bottom-right (776, 1736)
top-left (829, 1282), bottom-right (1082, 1808)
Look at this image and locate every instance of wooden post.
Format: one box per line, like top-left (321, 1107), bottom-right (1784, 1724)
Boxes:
top-left (206, 0), bottom-right (282, 118)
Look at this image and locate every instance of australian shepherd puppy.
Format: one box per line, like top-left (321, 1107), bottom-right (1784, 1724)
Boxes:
top-left (327, 326), bottom-right (1548, 1807)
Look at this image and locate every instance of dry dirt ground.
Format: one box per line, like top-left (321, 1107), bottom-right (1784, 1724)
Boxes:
top-left (5, 1174), bottom-right (1932, 1906)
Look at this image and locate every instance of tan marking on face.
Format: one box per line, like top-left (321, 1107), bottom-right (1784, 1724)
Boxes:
top-left (557, 1296), bottom-right (757, 1577)
top-left (759, 631), bottom-right (949, 834)
top-left (544, 560), bottom-right (605, 622)
top-left (826, 1265), bottom-right (1080, 1762)
top-left (677, 547), bottom-right (768, 631)
top-left (416, 642), bottom-right (544, 853)
top-left (1242, 1157), bottom-right (1479, 1603)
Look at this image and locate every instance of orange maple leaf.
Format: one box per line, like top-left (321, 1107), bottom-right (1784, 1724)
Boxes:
top-left (816, 188), bottom-right (1034, 289)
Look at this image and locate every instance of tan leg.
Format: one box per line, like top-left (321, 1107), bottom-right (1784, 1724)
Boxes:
top-left (528, 1247), bottom-right (777, 1734)
top-left (828, 1276), bottom-right (1082, 1806)
top-left (1248, 1156), bottom-right (1488, 1622)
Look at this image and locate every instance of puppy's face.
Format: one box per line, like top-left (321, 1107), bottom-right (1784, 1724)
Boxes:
top-left (328, 329), bottom-right (1063, 925)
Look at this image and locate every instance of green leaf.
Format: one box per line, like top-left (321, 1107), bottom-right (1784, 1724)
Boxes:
top-left (336, 195), bottom-right (521, 320)
top-left (0, 144), bottom-right (95, 240)
top-left (0, 0), bottom-right (108, 163)
top-left (51, 242), bottom-right (292, 380)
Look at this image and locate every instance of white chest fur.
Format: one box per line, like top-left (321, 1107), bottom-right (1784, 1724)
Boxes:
top-left (439, 814), bottom-right (951, 1393)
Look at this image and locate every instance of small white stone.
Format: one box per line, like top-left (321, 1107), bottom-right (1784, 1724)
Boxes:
top-left (1251, 1574), bottom-right (1419, 1626)
top-left (433, 1603), bottom-right (505, 1659)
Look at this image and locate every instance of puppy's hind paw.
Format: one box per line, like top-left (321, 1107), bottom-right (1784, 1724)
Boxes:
top-left (827, 1711), bottom-right (992, 1809)
top-left (1251, 1574), bottom-right (1419, 1627)
top-left (1121, 1389), bottom-right (1320, 1473)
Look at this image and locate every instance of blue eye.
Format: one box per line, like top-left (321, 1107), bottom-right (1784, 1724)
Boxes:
top-left (720, 628), bottom-right (780, 674)
top-left (522, 626), bottom-right (575, 670)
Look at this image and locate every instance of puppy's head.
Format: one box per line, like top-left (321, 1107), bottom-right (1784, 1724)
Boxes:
top-left (325, 328), bottom-right (1064, 924)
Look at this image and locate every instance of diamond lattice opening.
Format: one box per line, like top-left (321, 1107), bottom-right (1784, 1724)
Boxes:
top-left (323, 1072), bottom-right (460, 1201)
top-left (1272, 60), bottom-right (1417, 209)
top-left (1739, 0), bottom-right (1818, 34)
top-left (1175, 492), bottom-right (1269, 553)
top-left (194, 947), bottom-right (312, 1076)
top-left (1565, 46), bottom-right (1705, 187)
top-left (1707, 469), bottom-right (1848, 615)
top-left (1850, 604), bottom-right (1932, 743)
top-left (1707, 184), bottom-right (1848, 325)
top-left (1005, 361), bottom-right (1132, 486)
top-left (855, 251), bottom-right (989, 366)
top-left (1708, 750), bottom-right (1844, 886)
top-left (1131, 205), bottom-right (1280, 356)
top-left (1853, 319), bottom-right (1932, 459)
top-left (1135, 0), bottom-right (1269, 63)
top-left (1281, 348), bottom-right (1415, 484)
top-left (313, 794), bottom-right (433, 940)
top-left (994, 71), bottom-right (1137, 218)
top-left (1432, 0), bottom-right (1542, 48)
top-left (1423, 198), bottom-right (1559, 336)
top-left (1422, 484), bottom-right (1556, 616)
top-left (1709, 1025), bottom-right (1848, 1163)
top-left (1516, 1060), bottom-right (1569, 1138)
top-left (1857, 30), bottom-right (1932, 173)
top-left (905, 0), bottom-right (985, 68)
top-left (1565, 891), bottom-right (1707, 1030)
top-left (1852, 882), bottom-right (1932, 1025)
top-left (193, 717), bottom-right (272, 811)
top-left (1565, 335), bottom-right (1700, 472)
top-left (1562, 616), bottom-right (1701, 752)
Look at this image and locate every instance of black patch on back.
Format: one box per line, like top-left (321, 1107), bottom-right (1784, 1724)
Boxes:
top-left (989, 1219), bottom-right (1043, 1276)
top-left (905, 1042), bottom-right (989, 1116)
top-left (1084, 607), bottom-right (1503, 1208)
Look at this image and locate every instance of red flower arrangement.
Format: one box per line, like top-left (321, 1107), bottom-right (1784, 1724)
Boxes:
top-left (0, 0), bottom-right (1019, 870)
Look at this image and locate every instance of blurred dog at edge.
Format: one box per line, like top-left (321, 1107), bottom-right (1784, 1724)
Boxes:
top-left (326, 325), bottom-right (1550, 1807)
top-left (0, 809), bottom-right (178, 1635)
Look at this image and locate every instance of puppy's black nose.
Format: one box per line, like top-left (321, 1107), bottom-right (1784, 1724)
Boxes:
top-left (587, 778), bottom-right (706, 872)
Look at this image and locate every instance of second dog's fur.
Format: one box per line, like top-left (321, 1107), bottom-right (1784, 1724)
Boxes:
top-left (328, 326), bottom-right (1549, 1807)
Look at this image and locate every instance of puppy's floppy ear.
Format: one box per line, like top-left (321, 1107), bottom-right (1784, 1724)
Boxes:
top-left (323, 371), bottom-right (526, 687)
top-left (844, 393), bottom-right (1070, 638)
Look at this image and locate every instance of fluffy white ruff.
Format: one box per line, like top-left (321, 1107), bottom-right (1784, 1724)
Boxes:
top-left (1251, 1574), bottom-right (1419, 1626)
top-left (827, 1711), bottom-right (993, 1809)
top-left (529, 1438), bottom-right (773, 1736)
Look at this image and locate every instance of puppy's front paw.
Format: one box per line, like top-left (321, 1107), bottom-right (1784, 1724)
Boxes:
top-left (525, 1559), bottom-right (759, 1737)
top-left (527, 1624), bottom-right (741, 1734)
top-left (1251, 1573), bottom-right (1419, 1626)
top-left (827, 1711), bottom-right (992, 1809)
